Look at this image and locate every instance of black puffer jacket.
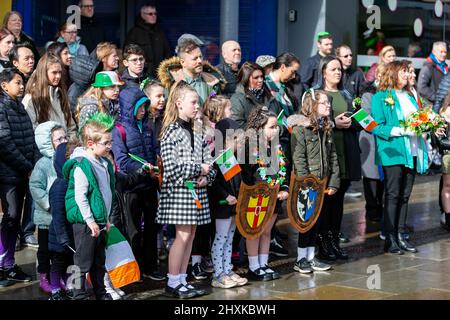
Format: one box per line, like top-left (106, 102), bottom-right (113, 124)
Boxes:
top-left (0, 91), bottom-right (40, 184)
top-left (68, 53), bottom-right (101, 113)
top-left (124, 17), bottom-right (172, 78)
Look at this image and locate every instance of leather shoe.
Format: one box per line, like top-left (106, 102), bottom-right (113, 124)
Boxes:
top-left (247, 268), bottom-right (272, 281)
top-left (384, 234), bottom-right (404, 255)
top-left (186, 284), bottom-right (208, 297)
top-left (398, 233), bottom-right (418, 253)
top-left (164, 284), bottom-right (196, 299)
top-left (261, 265), bottom-right (281, 280)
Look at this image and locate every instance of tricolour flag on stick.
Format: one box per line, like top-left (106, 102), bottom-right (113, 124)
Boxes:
top-left (352, 109), bottom-right (378, 132)
top-left (185, 181), bottom-right (202, 209)
top-left (216, 149), bottom-right (241, 181)
top-left (105, 226), bottom-right (140, 288)
top-left (277, 110), bottom-right (293, 134)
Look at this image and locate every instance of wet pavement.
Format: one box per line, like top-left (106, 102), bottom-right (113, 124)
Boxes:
top-left (1, 173), bottom-right (450, 300)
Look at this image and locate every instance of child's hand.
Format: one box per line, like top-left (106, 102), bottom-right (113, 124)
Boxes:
top-left (197, 176), bottom-right (208, 187)
top-left (226, 195), bottom-right (237, 205)
top-left (277, 191), bottom-right (289, 201)
top-left (201, 164), bottom-right (211, 176)
top-left (87, 222), bottom-right (100, 238)
top-left (327, 188), bottom-right (338, 196)
top-left (143, 163), bottom-right (159, 178)
top-left (106, 222), bottom-right (111, 232)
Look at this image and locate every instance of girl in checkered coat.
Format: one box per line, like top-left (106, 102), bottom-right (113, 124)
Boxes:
top-left (157, 81), bottom-right (216, 299)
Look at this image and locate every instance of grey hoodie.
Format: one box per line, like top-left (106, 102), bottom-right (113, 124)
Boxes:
top-left (70, 147), bottom-right (112, 225)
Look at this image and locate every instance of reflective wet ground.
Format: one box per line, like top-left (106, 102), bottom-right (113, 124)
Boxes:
top-left (1, 174), bottom-right (450, 300)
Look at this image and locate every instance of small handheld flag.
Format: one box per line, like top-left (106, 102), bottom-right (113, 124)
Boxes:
top-left (351, 109), bottom-right (378, 132)
top-left (185, 180), bottom-right (202, 209)
top-left (128, 153), bottom-right (160, 172)
top-left (215, 148), bottom-right (241, 181)
top-left (277, 110), bottom-right (293, 134)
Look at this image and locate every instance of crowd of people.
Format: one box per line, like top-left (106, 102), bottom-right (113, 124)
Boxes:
top-left (0, 0), bottom-right (450, 301)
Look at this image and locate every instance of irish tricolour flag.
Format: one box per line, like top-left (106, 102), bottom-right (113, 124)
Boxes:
top-left (277, 110), bottom-right (293, 134)
top-left (216, 148), bottom-right (241, 181)
top-left (352, 109), bottom-right (378, 132)
top-left (105, 226), bottom-right (140, 288)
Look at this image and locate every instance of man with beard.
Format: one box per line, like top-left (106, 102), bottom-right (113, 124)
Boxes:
top-left (158, 38), bottom-right (225, 106)
top-left (300, 32), bottom-right (334, 90)
top-left (216, 40), bottom-right (242, 97)
top-left (124, 2), bottom-right (171, 78)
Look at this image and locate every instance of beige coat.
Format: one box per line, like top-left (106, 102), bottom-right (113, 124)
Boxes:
top-left (23, 86), bottom-right (77, 137)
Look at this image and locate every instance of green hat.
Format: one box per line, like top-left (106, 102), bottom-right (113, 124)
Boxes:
top-left (317, 31), bottom-right (331, 41)
top-left (92, 71), bottom-right (125, 88)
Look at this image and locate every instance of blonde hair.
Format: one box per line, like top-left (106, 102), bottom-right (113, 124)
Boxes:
top-left (79, 113), bottom-right (115, 146)
top-left (300, 90), bottom-right (333, 134)
top-left (96, 42), bottom-right (118, 62)
top-left (160, 81), bottom-right (198, 139)
top-left (203, 94), bottom-right (229, 124)
top-left (379, 45), bottom-right (395, 63)
top-left (75, 86), bottom-right (108, 122)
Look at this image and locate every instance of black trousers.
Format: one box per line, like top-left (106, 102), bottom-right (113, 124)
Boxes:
top-left (298, 216), bottom-right (321, 248)
top-left (50, 250), bottom-right (73, 275)
top-left (363, 177), bottom-right (384, 221)
top-left (319, 179), bottom-right (351, 236)
top-left (0, 182), bottom-right (27, 269)
top-left (382, 164), bottom-right (416, 235)
top-left (72, 223), bottom-right (106, 299)
top-left (128, 189), bottom-right (158, 273)
top-left (37, 228), bottom-right (51, 273)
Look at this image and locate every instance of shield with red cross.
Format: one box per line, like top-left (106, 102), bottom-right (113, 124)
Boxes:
top-left (236, 181), bottom-right (279, 240)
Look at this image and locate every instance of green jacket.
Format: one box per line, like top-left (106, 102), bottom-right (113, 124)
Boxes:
top-left (288, 115), bottom-right (340, 189)
top-left (63, 157), bottom-right (115, 224)
top-left (371, 89), bottom-right (428, 173)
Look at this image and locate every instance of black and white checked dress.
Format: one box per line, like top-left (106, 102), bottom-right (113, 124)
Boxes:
top-left (156, 122), bottom-right (216, 225)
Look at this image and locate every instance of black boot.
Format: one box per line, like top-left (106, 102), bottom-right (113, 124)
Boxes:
top-left (329, 231), bottom-right (349, 260)
top-left (398, 233), bottom-right (418, 253)
top-left (317, 233), bottom-right (336, 261)
top-left (443, 213), bottom-right (450, 231)
top-left (384, 234), bottom-right (403, 255)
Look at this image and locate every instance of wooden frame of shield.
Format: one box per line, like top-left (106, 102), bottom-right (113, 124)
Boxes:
top-left (287, 173), bottom-right (328, 234)
top-left (235, 181), bottom-right (280, 240)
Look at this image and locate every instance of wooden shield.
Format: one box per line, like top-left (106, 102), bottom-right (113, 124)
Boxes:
top-left (287, 173), bottom-right (328, 234)
top-left (235, 181), bottom-right (280, 240)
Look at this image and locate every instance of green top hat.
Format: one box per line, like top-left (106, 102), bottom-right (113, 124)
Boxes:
top-left (92, 71), bottom-right (125, 88)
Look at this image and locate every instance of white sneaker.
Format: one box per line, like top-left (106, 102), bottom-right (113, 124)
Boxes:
top-left (115, 288), bottom-right (126, 297)
top-left (106, 287), bottom-right (122, 300)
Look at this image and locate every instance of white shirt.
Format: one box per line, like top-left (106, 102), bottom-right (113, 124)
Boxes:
top-left (396, 90), bottom-right (419, 157)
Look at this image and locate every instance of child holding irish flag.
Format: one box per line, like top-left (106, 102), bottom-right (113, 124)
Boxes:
top-left (208, 116), bottom-right (248, 288)
top-left (156, 81), bottom-right (216, 299)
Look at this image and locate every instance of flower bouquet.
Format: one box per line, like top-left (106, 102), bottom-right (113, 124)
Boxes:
top-left (399, 107), bottom-right (445, 135)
